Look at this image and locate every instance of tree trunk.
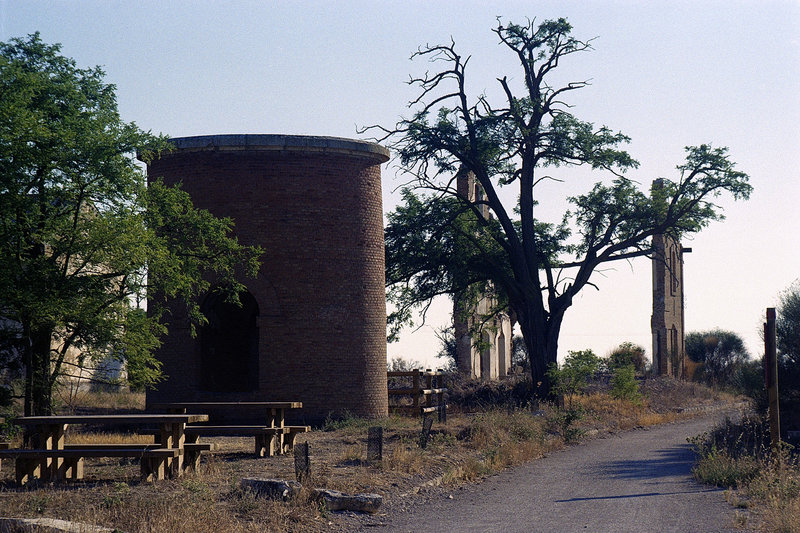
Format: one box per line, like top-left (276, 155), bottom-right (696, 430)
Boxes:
top-left (517, 302), bottom-right (566, 400)
top-left (23, 324), bottom-right (54, 416)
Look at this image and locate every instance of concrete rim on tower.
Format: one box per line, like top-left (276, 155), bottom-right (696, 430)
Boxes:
top-left (165, 134), bottom-right (390, 163)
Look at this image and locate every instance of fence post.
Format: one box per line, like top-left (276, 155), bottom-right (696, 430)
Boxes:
top-left (765, 307), bottom-right (780, 448)
top-left (367, 426), bottom-right (383, 462)
top-left (412, 370), bottom-right (420, 413)
top-left (425, 370), bottom-right (433, 412)
top-left (437, 371), bottom-right (445, 423)
top-left (419, 416), bottom-right (433, 449)
top-left (294, 442), bottom-right (310, 482)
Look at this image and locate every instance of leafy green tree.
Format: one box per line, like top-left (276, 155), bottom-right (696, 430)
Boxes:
top-left (0, 34), bottom-right (262, 415)
top-left (371, 18), bottom-right (751, 396)
top-left (685, 329), bottom-right (750, 387)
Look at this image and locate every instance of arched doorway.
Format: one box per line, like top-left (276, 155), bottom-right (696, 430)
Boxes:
top-left (199, 290), bottom-right (259, 392)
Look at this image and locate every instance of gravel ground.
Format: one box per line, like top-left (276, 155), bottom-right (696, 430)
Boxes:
top-left (335, 411), bottom-right (753, 533)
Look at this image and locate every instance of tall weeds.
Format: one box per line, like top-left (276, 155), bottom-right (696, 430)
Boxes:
top-left (691, 414), bottom-right (800, 532)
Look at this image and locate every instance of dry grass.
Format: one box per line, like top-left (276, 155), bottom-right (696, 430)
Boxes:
top-left (742, 449), bottom-right (800, 532)
top-left (692, 415), bottom-right (800, 532)
top-left (60, 390), bottom-right (146, 413)
top-left (0, 377), bottom-right (736, 532)
top-left (68, 432), bottom-right (152, 445)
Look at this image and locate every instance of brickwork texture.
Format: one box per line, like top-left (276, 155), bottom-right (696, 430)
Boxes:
top-left (144, 135), bottom-right (390, 423)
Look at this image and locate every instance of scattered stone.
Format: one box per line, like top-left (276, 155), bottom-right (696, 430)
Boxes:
top-left (313, 489), bottom-right (382, 514)
top-left (0, 517), bottom-right (116, 532)
top-left (240, 477), bottom-right (301, 501)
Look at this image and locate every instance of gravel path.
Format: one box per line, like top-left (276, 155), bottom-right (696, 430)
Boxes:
top-left (353, 412), bottom-right (752, 532)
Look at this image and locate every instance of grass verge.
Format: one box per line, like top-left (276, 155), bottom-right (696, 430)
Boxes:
top-left (691, 415), bottom-right (800, 532)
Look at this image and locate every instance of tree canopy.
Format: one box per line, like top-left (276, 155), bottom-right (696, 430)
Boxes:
top-left (777, 281), bottom-right (800, 368)
top-left (0, 33), bottom-right (262, 415)
top-left (371, 18), bottom-right (751, 395)
top-left (685, 329), bottom-right (750, 387)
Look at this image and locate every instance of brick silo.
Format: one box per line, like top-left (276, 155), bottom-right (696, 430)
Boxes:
top-left (144, 135), bottom-right (390, 423)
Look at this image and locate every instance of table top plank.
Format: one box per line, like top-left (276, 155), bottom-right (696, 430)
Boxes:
top-left (16, 414), bottom-right (209, 425)
top-left (150, 401), bottom-right (302, 409)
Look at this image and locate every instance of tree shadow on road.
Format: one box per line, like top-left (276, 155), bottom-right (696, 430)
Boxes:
top-left (591, 443), bottom-right (696, 480)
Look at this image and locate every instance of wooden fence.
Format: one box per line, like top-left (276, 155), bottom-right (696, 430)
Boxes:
top-left (387, 369), bottom-right (447, 420)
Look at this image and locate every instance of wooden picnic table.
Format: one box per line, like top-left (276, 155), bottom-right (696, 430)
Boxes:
top-left (9, 413), bottom-right (208, 483)
top-left (148, 401), bottom-right (304, 456)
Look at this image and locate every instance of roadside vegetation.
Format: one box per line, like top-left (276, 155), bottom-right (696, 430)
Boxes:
top-left (689, 282), bottom-right (800, 532)
top-left (0, 352), bottom-right (735, 533)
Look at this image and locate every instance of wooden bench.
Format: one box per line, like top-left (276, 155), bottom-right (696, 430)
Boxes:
top-left (0, 446), bottom-right (179, 484)
top-left (183, 442), bottom-right (216, 471)
top-left (67, 443), bottom-right (216, 473)
top-left (184, 426), bottom-right (289, 457)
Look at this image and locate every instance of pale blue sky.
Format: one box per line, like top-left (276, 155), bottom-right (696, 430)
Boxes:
top-left (3, 1), bottom-right (799, 367)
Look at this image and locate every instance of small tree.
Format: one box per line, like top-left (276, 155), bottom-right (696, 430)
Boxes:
top-left (607, 342), bottom-right (646, 373)
top-left (0, 34), bottom-right (262, 415)
top-left (777, 281), bottom-right (800, 369)
top-left (547, 349), bottom-right (601, 408)
top-left (610, 365), bottom-right (642, 404)
top-left (685, 329), bottom-right (749, 388)
top-left (776, 281), bottom-right (800, 432)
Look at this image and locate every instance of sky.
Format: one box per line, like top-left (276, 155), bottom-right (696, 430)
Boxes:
top-left (3, 1), bottom-right (799, 369)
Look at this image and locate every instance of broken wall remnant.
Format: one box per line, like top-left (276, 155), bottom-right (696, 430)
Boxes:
top-left (650, 181), bottom-right (689, 378)
top-left (143, 135), bottom-right (390, 422)
top-left (452, 167), bottom-right (513, 380)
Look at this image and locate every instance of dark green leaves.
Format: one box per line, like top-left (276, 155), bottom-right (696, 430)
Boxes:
top-left (0, 34), bottom-right (261, 409)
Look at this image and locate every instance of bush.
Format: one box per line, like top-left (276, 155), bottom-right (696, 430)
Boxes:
top-left (690, 414), bottom-right (770, 487)
top-left (607, 342), bottom-right (646, 373)
top-left (685, 329), bottom-right (750, 388)
top-left (447, 374), bottom-right (536, 411)
top-left (547, 349), bottom-right (601, 408)
top-left (610, 365), bottom-right (642, 404)
top-left (387, 356), bottom-right (424, 372)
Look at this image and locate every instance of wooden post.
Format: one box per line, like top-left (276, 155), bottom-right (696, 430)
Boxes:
top-left (412, 370), bottom-right (420, 412)
top-left (765, 307), bottom-right (780, 448)
top-left (425, 371), bottom-right (433, 411)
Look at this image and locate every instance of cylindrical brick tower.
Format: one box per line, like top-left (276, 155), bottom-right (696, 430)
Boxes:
top-left (144, 135), bottom-right (389, 423)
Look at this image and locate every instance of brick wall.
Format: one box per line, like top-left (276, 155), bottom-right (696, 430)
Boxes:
top-left (144, 135), bottom-right (389, 423)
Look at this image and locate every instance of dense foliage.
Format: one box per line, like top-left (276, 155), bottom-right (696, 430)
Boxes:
top-left (0, 34), bottom-right (262, 414)
top-left (685, 329), bottom-right (750, 388)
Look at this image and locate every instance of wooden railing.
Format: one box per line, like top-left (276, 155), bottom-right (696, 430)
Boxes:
top-left (387, 369), bottom-right (447, 420)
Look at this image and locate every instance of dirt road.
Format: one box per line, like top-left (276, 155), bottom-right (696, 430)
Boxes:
top-left (353, 413), bottom-right (751, 532)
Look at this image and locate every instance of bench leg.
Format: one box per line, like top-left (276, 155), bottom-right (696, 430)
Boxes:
top-left (255, 435), bottom-right (266, 457)
top-left (140, 456), bottom-right (166, 482)
top-left (254, 434), bottom-right (278, 457)
top-left (15, 457), bottom-right (40, 485)
top-left (283, 433), bottom-right (297, 454)
top-left (184, 451), bottom-right (201, 473)
top-left (62, 457), bottom-right (84, 480)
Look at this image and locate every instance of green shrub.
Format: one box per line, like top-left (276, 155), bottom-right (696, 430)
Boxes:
top-left (607, 342), bottom-right (646, 372)
top-left (546, 406), bottom-right (585, 443)
top-left (692, 446), bottom-right (762, 487)
top-left (610, 364), bottom-right (642, 404)
top-left (547, 349), bottom-right (601, 408)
